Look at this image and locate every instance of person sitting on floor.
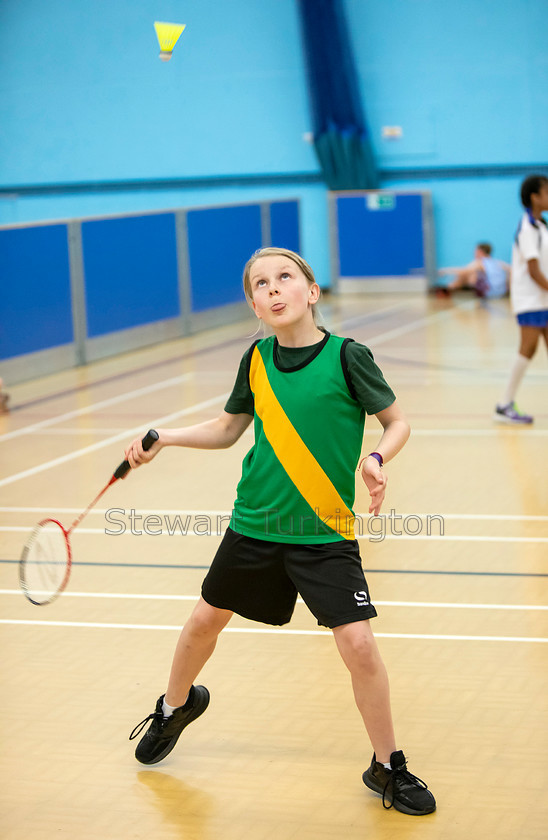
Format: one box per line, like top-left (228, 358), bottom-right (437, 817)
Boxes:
top-left (436, 243), bottom-right (510, 298)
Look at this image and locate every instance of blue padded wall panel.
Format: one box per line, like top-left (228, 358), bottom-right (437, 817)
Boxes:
top-left (0, 224), bottom-right (73, 359)
top-left (336, 193), bottom-right (424, 277)
top-left (270, 201), bottom-right (300, 252)
top-left (188, 205), bottom-right (262, 313)
top-left (82, 213), bottom-right (179, 338)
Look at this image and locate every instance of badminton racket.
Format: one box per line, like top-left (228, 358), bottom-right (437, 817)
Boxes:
top-left (19, 429), bottom-right (159, 606)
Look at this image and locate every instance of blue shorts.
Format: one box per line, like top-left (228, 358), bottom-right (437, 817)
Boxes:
top-left (516, 310), bottom-right (548, 328)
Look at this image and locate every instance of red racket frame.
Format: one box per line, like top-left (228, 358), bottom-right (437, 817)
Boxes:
top-left (19, 429), bottom-right (158, 606)
top-left (20, 518), bottom-right (73, 606)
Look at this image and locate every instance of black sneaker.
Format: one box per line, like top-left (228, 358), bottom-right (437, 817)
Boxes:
top-left (362, 750), bottom-right (436, 815)
top-left (129, 685), bottom-right (210, 765)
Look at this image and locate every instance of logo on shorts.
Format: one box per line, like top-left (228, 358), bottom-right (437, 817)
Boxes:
top-left (354, 590), bottom-right (370, 607)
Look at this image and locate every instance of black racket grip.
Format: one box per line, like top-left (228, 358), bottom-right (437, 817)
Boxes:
top-left (113, 429), bottom-right (159, 480)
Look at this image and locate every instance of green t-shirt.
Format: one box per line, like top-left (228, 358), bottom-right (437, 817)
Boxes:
top-left (227, 331), bottom-right (395, 543)
top-left (225, 331), bottom-right (395, 417)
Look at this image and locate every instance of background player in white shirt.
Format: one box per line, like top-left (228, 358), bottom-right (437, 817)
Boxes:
top-left (495, 174), bottom-right (548, 423)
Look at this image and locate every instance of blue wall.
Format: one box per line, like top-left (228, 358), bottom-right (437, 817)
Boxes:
top-left (0, 225), bottom-right (73, 357)
top-left (82, 213), bottom-right (180, 336)
top-left (348, 0), bottom-right (548, 169)
top-left (346, 0), bottom-right (548, 264)
top-left (1, 0), bottom-right (547, 273)
top-left (0, 0), bottom-right (315, 184)
top-left (0, 199), bottom-right (301, 365)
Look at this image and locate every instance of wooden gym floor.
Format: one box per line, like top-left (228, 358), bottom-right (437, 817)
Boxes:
top-left (1, 291), bottom-right (547, 840)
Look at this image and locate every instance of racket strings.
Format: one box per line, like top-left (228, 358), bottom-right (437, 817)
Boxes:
top-left (20, 521), bottom-right (70, 605)
top-left (19, 431), bottom-right (158, 606)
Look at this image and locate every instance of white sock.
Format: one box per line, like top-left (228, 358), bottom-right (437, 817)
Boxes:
top-left (500, 354), bottom-right (530, 406)
top-left (162, 694), bottom-right (188, 717)
top-left (383, 762), bottom-right (392, 770)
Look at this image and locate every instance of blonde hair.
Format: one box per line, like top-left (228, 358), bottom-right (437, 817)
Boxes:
top-left (243, 247), bottom-right (321, 323)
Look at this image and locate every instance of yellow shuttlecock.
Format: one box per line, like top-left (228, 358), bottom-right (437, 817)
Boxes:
top-left (154, 21), bottom-right (186, 61)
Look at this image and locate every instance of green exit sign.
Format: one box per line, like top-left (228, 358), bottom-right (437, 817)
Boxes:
top-left (366, 193), bottom-right (396, 211)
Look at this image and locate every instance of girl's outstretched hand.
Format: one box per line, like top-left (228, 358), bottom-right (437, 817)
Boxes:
top-left (123, 433), bottom-right (162, 474)
top-left (360, 455), bottom-right (387, 517)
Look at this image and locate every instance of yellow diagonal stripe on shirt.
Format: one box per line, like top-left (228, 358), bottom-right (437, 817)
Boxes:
top-left (249, 348), bottom-right (355, 539)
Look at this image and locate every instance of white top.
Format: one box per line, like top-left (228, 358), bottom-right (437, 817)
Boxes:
top-left (479, 256), bottom-right (507, 298)
top-left (511, 211), bottom-right (548, 314)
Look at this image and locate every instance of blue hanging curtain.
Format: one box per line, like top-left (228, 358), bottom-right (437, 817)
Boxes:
top-left (296, 0), bottom-right (378, 190)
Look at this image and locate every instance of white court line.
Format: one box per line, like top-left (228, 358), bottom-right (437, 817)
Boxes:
top-left (17, 428), bottom-right (137, 436)
top-left (0, 301), bottom-right (409, 446)
top-left (0, 373), bottom-right (197, 443)
top-left (0, 618), bottom-right (545, 642)
top-left (364, 303), bottom-right (475, 348)
top-left (1, 507), bottom-right (547, 522)
top-left (409, 429), bottom-right (548, 436)
top-left (7, 426), bottom-right (548, 437)
top-left (421, 513), bottom-right (548, 522)
top-left (0, 304), bottom-right (472, 473)
top-left (0, 300), bottom-right (542, 488)
top-left (333, 303), bottom-right (409, 331)
top-left (1, 590), bottom-right (545, 610)
top-left (1, 525), bottom-right (547, 542)
top-left (0, 392), bottom-right (230, 489)
top-left (0, 506), bottom-right (231, 515)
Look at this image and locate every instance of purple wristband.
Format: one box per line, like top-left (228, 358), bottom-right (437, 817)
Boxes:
top-left (368, 451), bottom-right (384, 467)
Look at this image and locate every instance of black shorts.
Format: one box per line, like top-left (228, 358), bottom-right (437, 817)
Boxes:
top-left (201, 528), bottom-right (377, 628)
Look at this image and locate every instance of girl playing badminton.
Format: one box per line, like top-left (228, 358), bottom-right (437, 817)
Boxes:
top-left (125, 247), bottom-right (436, 816)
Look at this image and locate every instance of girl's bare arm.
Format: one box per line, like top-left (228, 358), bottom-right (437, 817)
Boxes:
top-left (360, 400), bottom-right (410, 516)
top-left (124, 411), bottom-right (253, 469)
